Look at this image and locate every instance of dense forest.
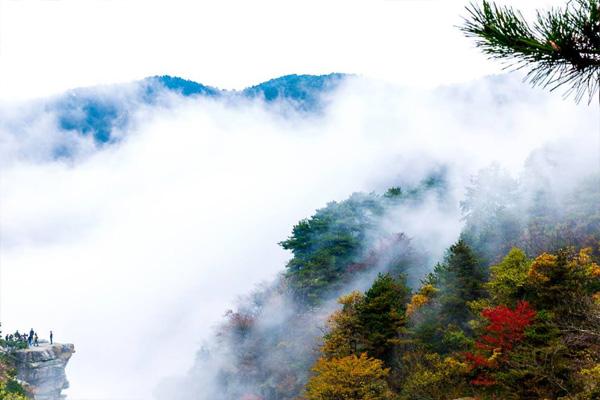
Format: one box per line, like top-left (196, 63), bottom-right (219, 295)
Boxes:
top-left (303, 168), bottom-right (600, 399)
top-left (159, 149), bottom-right (599, 400)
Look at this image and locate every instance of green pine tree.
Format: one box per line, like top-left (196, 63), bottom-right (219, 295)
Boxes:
top-left (462, 0), bottom-right (600, 102)
top-left (357, 273), bottom-right (411, 365)
top-left (435, 240), bottom-right (486, 331)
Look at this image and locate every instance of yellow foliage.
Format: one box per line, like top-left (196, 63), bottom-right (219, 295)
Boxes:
top-left (576, 364), bottom-right (600, 398)
top-left (0, 383), bottom-right (28, 400)
top-left (406, 284), bottom-right (437, 317)
top-left (527, 252), bottom-right (557, 284)
top-left (579, 364), bottom-right (600, 381)
top-left (321, 291), bottom-right (364, 359)
top-left (304, 353), bottom-right (394, 400)
top-left (570, 248), bottom-right (600, 278)
top-left (406, 294), bottom-right (428, 317)
top-left (443, 356), bottom-right (470, 374)
top-left (528, 248), bottom-right (599, 291)
top-left (399, 352), bottom-right (470, 400)
top-left (338, 291), bottom-right (364, 309)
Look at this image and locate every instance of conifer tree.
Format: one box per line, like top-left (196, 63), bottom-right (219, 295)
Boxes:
top-left (435, 240), bottom-right (486, 330)
top-left (357, 273), bottom-right (410, 364)
top-left (462, 0), bottom-right (600, 102)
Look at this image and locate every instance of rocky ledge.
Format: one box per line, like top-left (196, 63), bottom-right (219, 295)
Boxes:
top-left (13, 343), bottom-right (75, 400)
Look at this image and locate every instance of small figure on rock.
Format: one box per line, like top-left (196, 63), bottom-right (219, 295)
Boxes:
top-left (50, 330), bottom-right (53, 344)
top-left (34, 333), bottom-right (39, 347)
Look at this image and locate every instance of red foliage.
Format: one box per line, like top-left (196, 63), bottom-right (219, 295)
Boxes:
top-left (476, 301), bottom-right (536, 353)
top-left (465, 301), bottom-right (536, 387)
top-left (464, 352), bottom-right (492, 369)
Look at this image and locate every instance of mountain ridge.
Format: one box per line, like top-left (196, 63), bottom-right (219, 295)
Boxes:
top-left (51, 73), bottom-right (348, 145)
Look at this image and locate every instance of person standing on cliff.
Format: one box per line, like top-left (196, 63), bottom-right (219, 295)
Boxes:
top-left (34, 333), bottom-right (39, 347)
top-left (50, 331), bottom-right (53, 344)
top-left (28, 329), bottom-right (34, 347)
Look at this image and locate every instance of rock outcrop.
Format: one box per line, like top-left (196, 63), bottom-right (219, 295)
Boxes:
top-left (13, 344), bottom-right (75, 400)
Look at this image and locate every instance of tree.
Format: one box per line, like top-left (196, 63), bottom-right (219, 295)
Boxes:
top-left (486, 248), bottom-right (530, 306)
top-left (304, 353), bottom-right (394, 400)
top-left (475, 301), bottom-right (537, 354)
top-left (321, 274), bottom-right (410, 365)
top-left (464, 301), bottom-right (537, 390)
top-left (526, 247), bottom-right (599, 311)
top-left (407, 241), bottom-right (485, 354)
top-left (462, 0), bottom-right (600, 102)
top-left (435, 240), bottom-right (486, 330)
top-left (322, 291), bottom-right (365, 359)
top-left (357, 273), bottom-right (411, 364)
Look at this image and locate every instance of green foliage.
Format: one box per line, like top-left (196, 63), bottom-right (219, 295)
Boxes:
top-left (322, 274), bottom-right (410, 365)
top-left (462, 0), bottom-right (600, 102)
top-left (210, 165), bottom-right (600, 400)
top-left (487, 247), bottom-right (530, 305)
top-left (435, 240), bottom-right (486, 331)
top-left (0, 354), bottom-right (27, 400)
top-left (405, 242), bottom-right (486, 354)
top-left (310, 240), bottom-right (600, 399)
top-left (383, 187), bottom-right (402, 198)
top-left (281, 176), bottom-right (446, 306)
top-left (357, 274), bottom-right (411, 363)
top-left (280, 193), bottom-right (385, 305)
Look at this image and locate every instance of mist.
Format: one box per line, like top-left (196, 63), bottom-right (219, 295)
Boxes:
top-left (0, 73), bottom-right (597, 399)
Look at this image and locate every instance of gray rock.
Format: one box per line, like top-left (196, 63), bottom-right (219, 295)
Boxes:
top-left (13, 343), bottom-right (75, 400)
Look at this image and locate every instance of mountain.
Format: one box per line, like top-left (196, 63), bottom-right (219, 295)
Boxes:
top-left (241, 73), bottom-right (346, 110)
top-left (49, 73), bottom-right (347, 145)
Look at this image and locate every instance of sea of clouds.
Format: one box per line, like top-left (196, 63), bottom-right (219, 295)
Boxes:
top-left (0, 73), bottom-right (597, 399)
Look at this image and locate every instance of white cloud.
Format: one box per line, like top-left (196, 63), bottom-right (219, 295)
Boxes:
top-left (0, 73), bottom-right (596, 399)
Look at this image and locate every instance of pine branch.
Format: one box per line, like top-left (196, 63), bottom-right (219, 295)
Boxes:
top-left (461, 0), bottom-right (600, 103)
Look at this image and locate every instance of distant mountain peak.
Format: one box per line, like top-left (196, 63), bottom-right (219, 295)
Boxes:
top-left (47, 73), bottom-right (349, 147)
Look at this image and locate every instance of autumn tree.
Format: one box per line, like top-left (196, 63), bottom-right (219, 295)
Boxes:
top-left (465, 301), bottom-right (537, 389)
top-left (304, 353), bottom-right (394, 400)
top-left (322, 291), bottom-right (365, 359)
top-left (322, 274), bottom-right (410, 365)
top-left (526, 248), bottom-right (600, 311)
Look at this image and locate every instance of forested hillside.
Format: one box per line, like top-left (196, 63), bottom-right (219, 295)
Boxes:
top-left (305, 172), bottom-right (600, 399)
top-left (160, 145), bottom-right (599, 400)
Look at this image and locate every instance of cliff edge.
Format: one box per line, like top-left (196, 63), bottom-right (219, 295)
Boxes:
top-left (13, 343), bottom-right (75, 400)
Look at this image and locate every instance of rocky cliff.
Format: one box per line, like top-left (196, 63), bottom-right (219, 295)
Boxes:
top-left (13, 344), bottom-right (75, 400)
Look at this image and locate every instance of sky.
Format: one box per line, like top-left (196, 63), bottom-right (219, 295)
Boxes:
top-left (0, 0), bottom-right (564, 100)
